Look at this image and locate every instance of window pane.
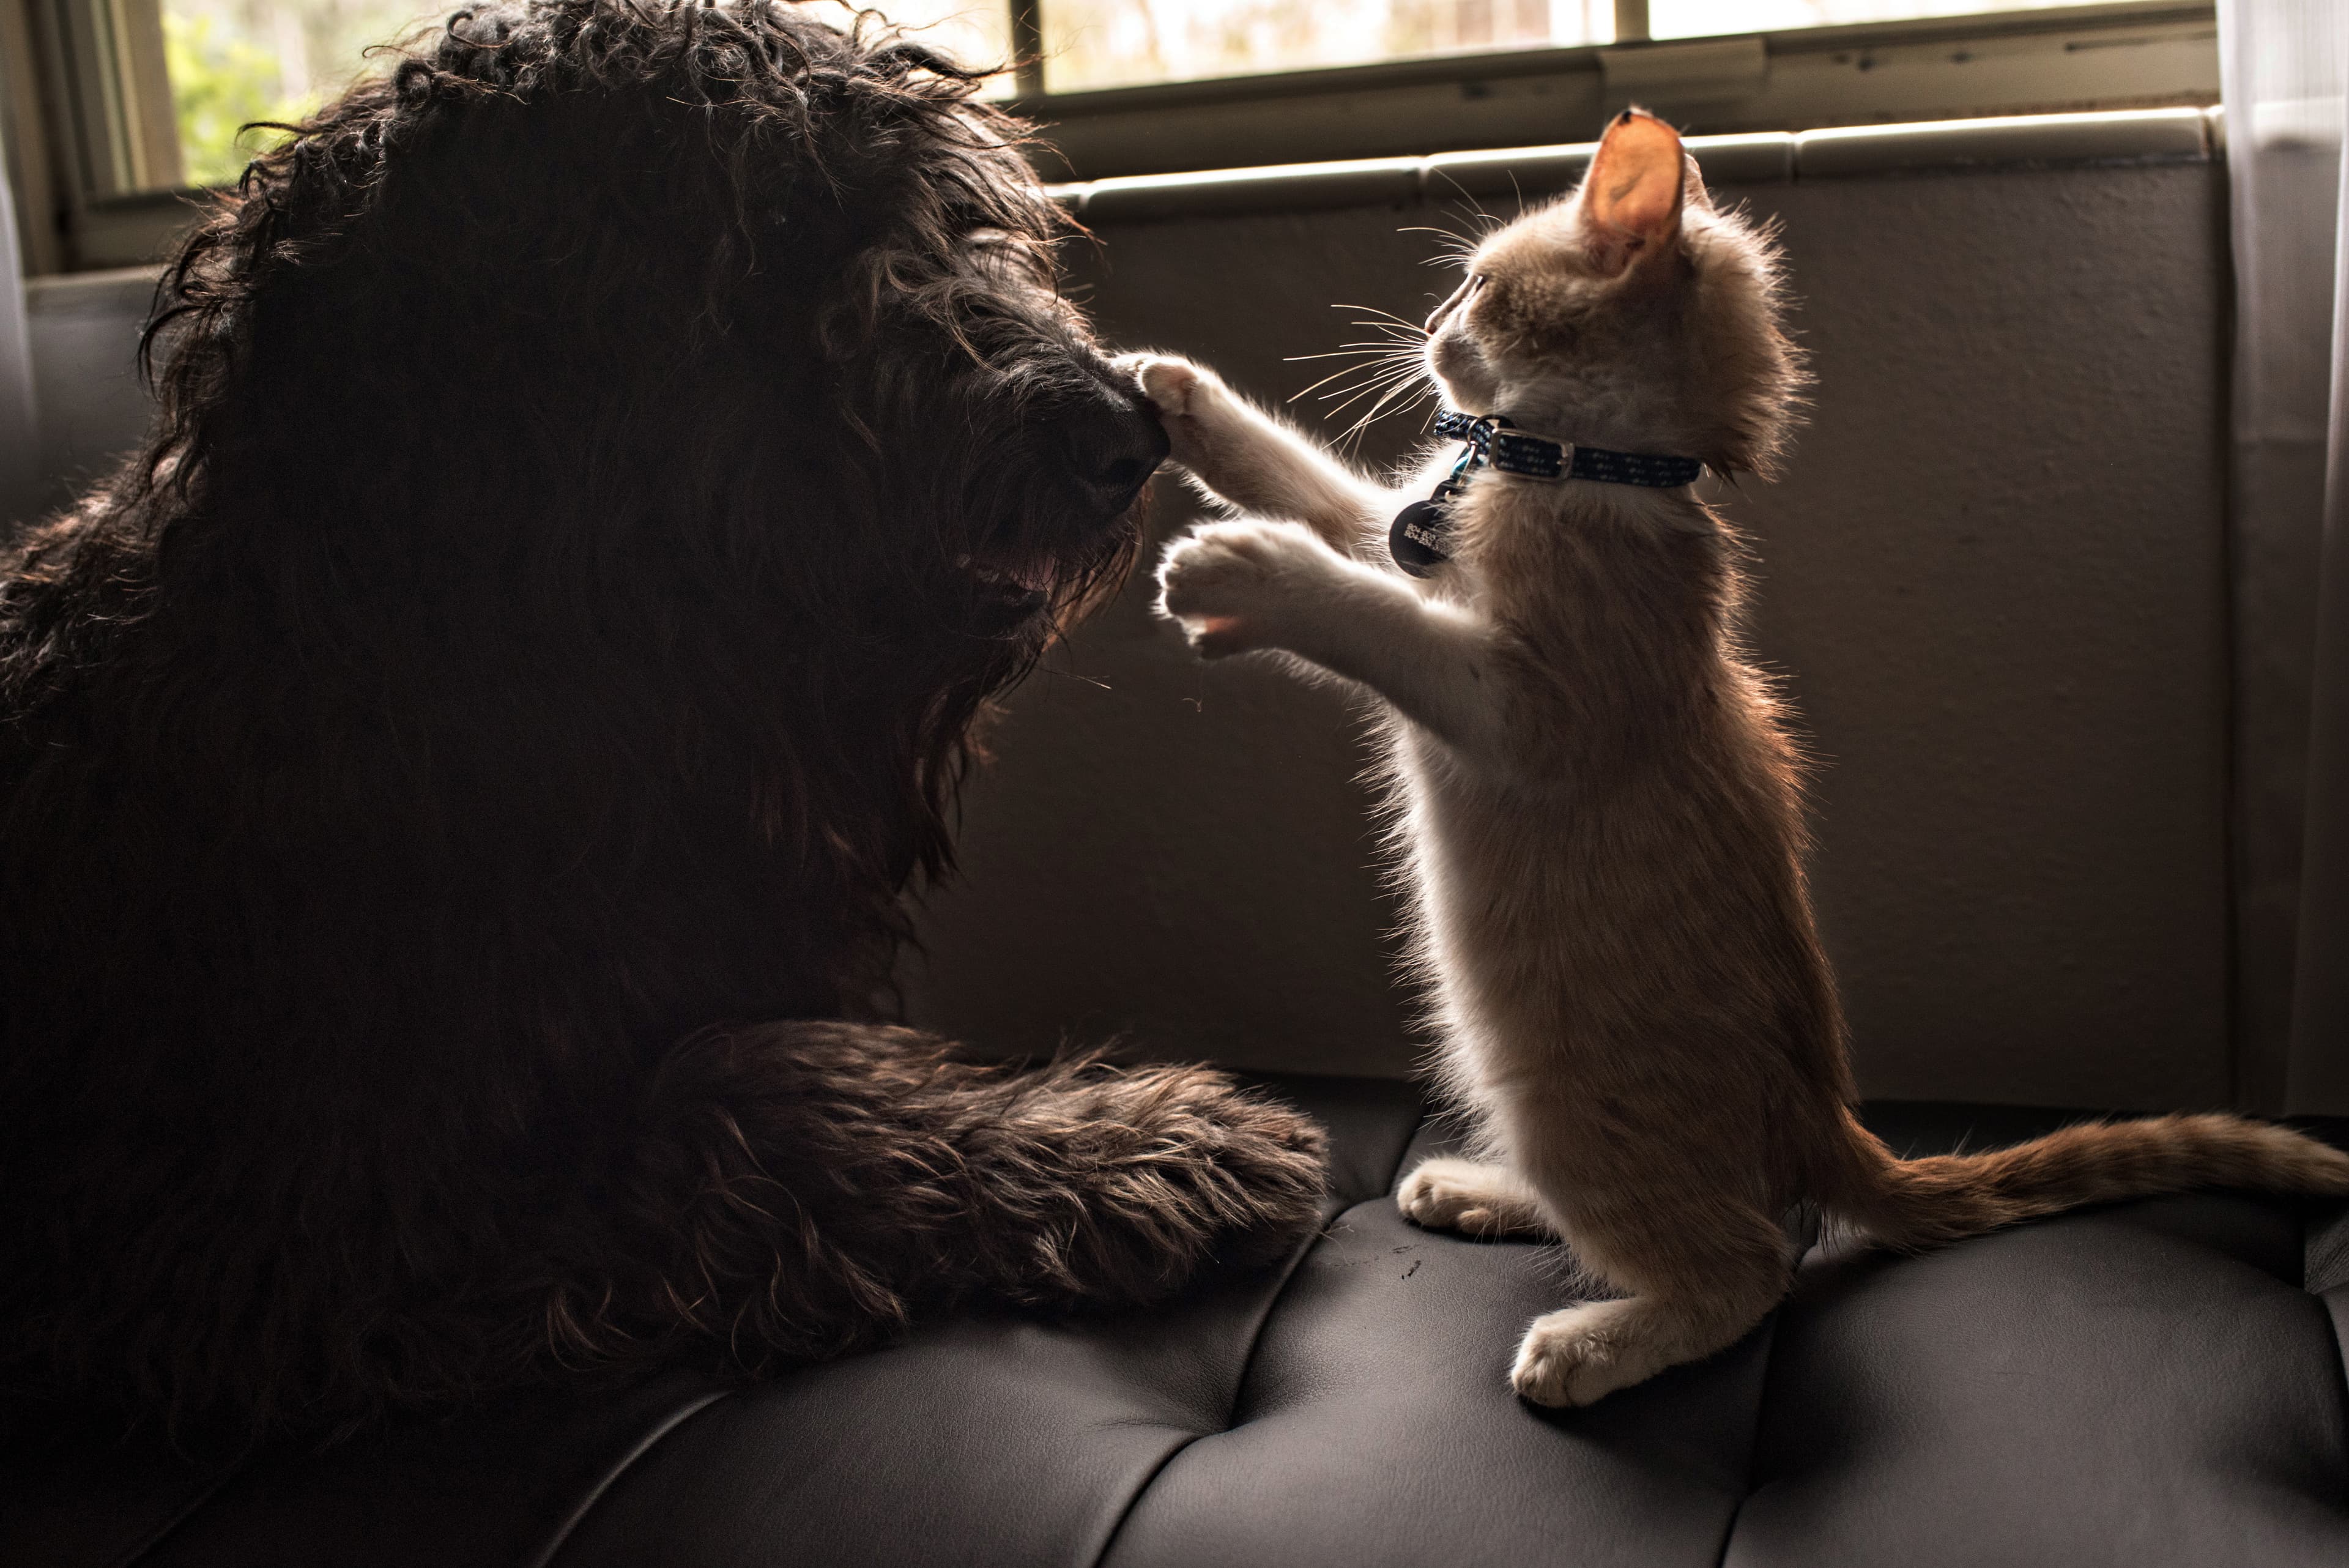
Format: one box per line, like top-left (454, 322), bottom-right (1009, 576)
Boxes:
top-left (841, 0), bottom-right (1015, 81)
top-left (1044, 0), bottom-right (1616, 93)
top-left (1651, 0), bottom-right (2153, 40)
top-left (160, 1), bottom-right (1014, 189)
top-left (163, 0), bottom-right (439, 185)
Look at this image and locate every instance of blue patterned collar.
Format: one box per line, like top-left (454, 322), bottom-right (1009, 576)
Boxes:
top-left (1389, 410), bottom-right (1705, 578)
top-left (1430, 409), bottom-right (1704, 489)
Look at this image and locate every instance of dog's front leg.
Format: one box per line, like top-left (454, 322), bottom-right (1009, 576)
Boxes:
top-left (588, 1023), bottom-right (1327, 1366)
top-left (1125, 355), bottom-right (1390, 559)
top-left (1156, 520), bottom-right (1501, 756)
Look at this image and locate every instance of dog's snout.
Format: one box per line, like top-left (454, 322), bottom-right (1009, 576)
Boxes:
top-left (1061, 385), bottom-right (1170, 516)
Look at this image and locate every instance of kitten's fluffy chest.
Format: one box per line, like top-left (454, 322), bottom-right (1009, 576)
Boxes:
top-left (1374, 475), bottom-right (1766, 1075)
top-left (1414, 474), bottom-right (1732, 773)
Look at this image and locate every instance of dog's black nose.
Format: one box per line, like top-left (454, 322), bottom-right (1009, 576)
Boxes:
top-left (1061, 385), bottom-right (1170, 517)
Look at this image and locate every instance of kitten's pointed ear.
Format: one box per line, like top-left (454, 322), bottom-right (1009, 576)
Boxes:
top-left (1682, 152), bottom-right (1716, 213)
top-left (1578, 110), bottom-right (1686, 273)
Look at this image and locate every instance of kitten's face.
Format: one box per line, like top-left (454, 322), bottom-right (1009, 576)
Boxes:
top-left (1421, 111), bottom-right (1801, 476)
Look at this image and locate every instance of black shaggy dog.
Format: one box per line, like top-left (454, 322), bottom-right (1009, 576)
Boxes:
top-left (0, 0), bottom-right (1327, 1442)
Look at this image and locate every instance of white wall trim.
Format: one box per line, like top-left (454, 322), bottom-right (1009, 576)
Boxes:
top-left (1053, 106), bottom-right (2219, 224)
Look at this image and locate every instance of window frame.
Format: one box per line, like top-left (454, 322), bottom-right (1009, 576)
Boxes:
top-left (1010, 0), bottom-right (2217, 178)
top-left (1, 0), bottom-right (2218, 274)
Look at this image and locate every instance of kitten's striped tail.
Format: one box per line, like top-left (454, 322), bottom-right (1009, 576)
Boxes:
top-left (1827, 1110), bottom-right (2349, 1250)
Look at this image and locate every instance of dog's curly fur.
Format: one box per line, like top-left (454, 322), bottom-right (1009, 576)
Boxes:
top-left (0, 0), bottom-right (1326, 1443)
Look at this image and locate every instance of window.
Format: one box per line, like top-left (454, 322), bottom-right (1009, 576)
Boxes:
top-left (1652, 0), bottom-right (2140, 32)
top-left (163, 0), bottom-right (437, 182)
top-left (2, 0), bottom-right (2217, 271)
top-left (1041, 0), bottom-right (1612, 92)
top-left (154, 0), bottom-right (1014, 187)
top-left (1037, 0), bottom-right (2165, 93)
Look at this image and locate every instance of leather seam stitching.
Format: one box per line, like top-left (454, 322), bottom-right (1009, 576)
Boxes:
top-left (114, 1460), bottom-right (247, 1568)
top-left (1384, 1098), bottom-right (1428, 1195)
top-left (1088, 1225), bottom-right (1326, 1568)
top-left (1710, 1309), bottom-right (1778, 1568)
top-left (530, 1388), bottom-right (736, 1568)
top-left (1088, 1159), bottom-right (1386, 1568)
top-left (1089, 1427), bottom-right (1211, 1568)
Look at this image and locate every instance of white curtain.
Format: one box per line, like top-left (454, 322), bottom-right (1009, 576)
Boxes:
top-left (2222, 0), bottom-right (2349, 1112)
top-left (0, 148), bottom-right (35, 532)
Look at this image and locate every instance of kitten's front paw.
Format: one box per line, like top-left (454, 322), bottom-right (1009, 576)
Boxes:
top-left (1118, 354), bottom-right (1242, 480)
top-left (1122, 354), bottom-right (1209, 421)
top-left (1154, 519), bottom-right (1323, 658)
top-left (1396, 1157), bottom-right (1550, 1239)
top-left (1510, 1301), bottom-right (1652, 1408)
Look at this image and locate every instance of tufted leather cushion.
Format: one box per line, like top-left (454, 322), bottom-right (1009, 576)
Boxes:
top-left (9, 1076), bottom-right (2348, 1566)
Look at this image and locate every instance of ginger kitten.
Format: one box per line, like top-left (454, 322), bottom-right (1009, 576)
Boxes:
top-left (1135, 109), bottom-right (2349, 1408)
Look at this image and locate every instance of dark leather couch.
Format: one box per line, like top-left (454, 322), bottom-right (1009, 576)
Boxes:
top-left (13, 1074), bottom-right (2349, 1567)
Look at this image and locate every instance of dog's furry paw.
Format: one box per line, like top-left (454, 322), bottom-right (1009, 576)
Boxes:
top-left (1154, 519), bottom-right (1326, 658)
top-left (1186, 1078), bottom-right (1332, 1269)
top-left (1396, 1157), bottom-right (1553, 1239)
top-left (1032, 1061), bottom-right (1330, 1293)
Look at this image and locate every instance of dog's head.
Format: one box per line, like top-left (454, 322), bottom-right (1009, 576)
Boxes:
top-left (145, 0), bottom-right (1158, 673)
top-left (124, 0), bottom-right (1163, 927)
top-left (822, 147), bottom-right (1168, 639)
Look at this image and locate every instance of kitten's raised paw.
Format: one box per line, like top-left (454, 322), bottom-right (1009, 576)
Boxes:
top-left (1118, 354), bottom-right (1241, 478)
top-left (1121, 354), bottom-right (1208, 422)
top-left (1396, 1157), bottom-right (1551, 1239)
top-left (1154, 519), bottom-right (1323, 658)
top-left (1509, 1300), bottom-right (1655, 1408)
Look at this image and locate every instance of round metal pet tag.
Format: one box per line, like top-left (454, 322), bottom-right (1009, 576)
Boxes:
top-left (1389, 499), bottom-right (1454, 579)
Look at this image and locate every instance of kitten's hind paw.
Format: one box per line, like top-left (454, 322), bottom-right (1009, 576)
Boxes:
top-left (1510, 1301), bottom-right (1655, 1408)
top-left (1395, 1157), bottom-right (1554, 1240)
